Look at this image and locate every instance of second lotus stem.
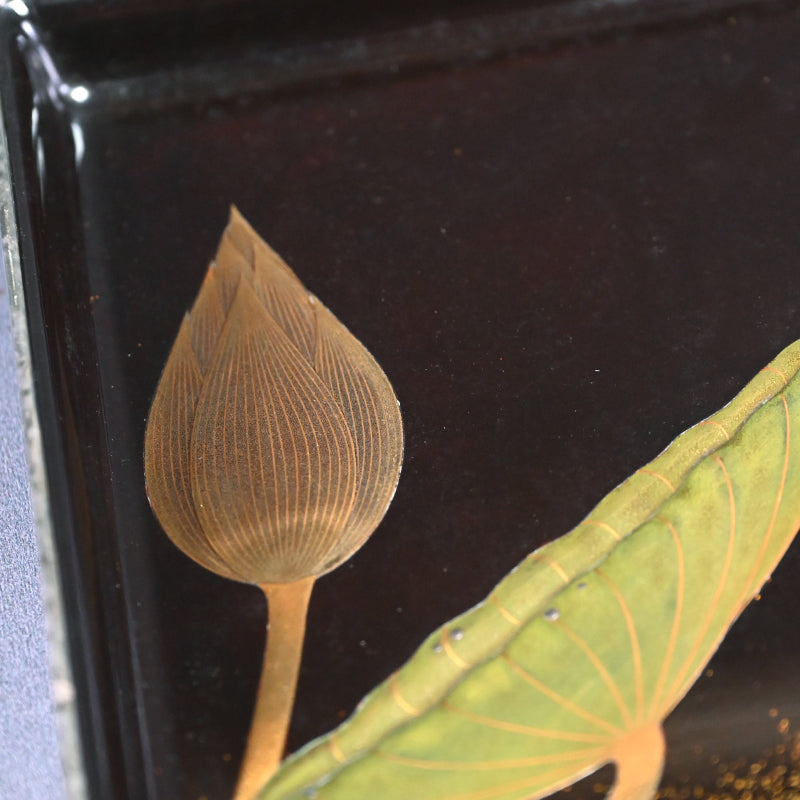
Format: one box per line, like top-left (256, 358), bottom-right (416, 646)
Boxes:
top-left (233, 576), bottom-right (316, 800)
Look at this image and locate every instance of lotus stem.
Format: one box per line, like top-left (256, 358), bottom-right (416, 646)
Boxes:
top-left (233, 576), bottom-right (316, 800)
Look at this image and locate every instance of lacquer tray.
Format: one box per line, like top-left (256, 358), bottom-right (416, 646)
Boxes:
top-left (1, 1), bottom-right (799, 798)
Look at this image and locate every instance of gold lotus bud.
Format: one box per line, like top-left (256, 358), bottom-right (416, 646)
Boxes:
top-left (143, 207), bottom-right (403, 799)
top-left (144, 207), bottom-right (403, 585)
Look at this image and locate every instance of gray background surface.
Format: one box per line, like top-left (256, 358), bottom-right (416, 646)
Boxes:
top-left (0, 254), bottom-right (68, 800)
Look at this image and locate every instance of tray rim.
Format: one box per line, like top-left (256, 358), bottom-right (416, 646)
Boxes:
top-left (2, 1), bottom-right (799, 797)
top-left (0, 4), bottom-right (87, 798)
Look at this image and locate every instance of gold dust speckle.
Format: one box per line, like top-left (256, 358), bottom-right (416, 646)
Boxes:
top-left (769, 709), bottom-right (780, 719)
top-left (658, 727), bottom-right (800, 800)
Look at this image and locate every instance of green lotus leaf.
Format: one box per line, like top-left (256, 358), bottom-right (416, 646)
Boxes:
top-left (258, 340), bottom-right (800, 800)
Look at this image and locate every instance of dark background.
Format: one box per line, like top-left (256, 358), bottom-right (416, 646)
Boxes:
top-left (2, 1), bottom-right (800, 798)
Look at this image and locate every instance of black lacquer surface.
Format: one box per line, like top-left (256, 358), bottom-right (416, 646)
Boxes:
top-left (2, 2), bottom-right (800, 798)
